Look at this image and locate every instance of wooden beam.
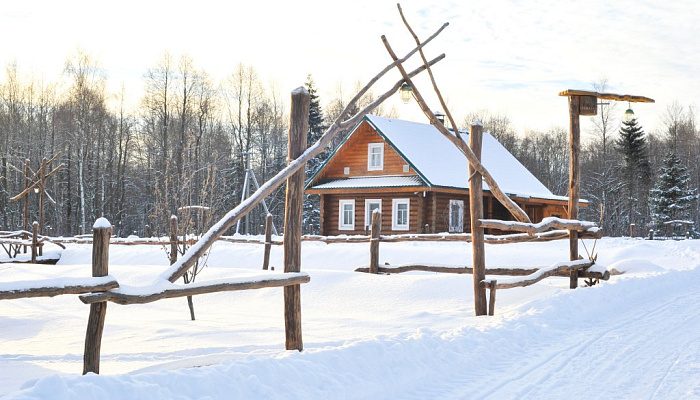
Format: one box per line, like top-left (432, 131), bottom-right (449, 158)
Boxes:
top-left (369, 210), bottom-right (382, 274)
top-left (568, 95), bottom-right (581, 289)
top-left (488, 260), bottom-right (595, 290)
top-left (478, 217), bottom-right (597, 235)
top-left (283, 87), bottom-right (308, 352)
top-left (83, 219), bottom-right (111, 375)
top-left (354, 263), bottom-right (609, 281)
top-left (558, 89), bottom-right (654, 103)
top-left (469, 124), bottom-right (487, 316)
top-left (0, 277), bottom-right (118, 300)
top-left (79, 274), bottom-right (311, 305)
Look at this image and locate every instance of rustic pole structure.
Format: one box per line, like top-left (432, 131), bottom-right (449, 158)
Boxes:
top-left (31, 221), bottom-right (38, 263)
top-left (83, 218), bottom-right (111, 374)
top-left (262, 214), bottom-right (273, 270)
top-left (469, 123), bottom-right (487, 316)
top-left (568, 95), bottom-right (581, 289)
top-left (369, 210), bottom-right (382, 274)
top-left (169, 215), bottom-right (178, 265)
top-left (283, 87), bottom-right (308, 351)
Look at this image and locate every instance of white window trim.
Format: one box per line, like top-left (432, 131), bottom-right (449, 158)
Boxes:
top-left (364, 199), bottom-right (382, 229)
top-left (449, 199), bottom-right (465, 233)
top-left (367, 143), bottom-right (385, 171)
top-left (392, 198), bottom-right (410, 231)
top-left (339, 199), bottom-right (355, 231)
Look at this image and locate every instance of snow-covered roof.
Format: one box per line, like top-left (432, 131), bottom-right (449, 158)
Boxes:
top-left (312, 115), bottom-right (566, 202)
top-left (311, 175), bottom-right (425, 190)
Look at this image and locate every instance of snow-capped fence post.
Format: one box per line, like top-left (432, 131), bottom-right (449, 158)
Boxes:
top-left (648, 229), bottom-right (654, 240)
top-left (83, 218), bottom-right (112, 375)
top-left (283, 87), bottom-right (308, 351)
top-left (263, 214), bottom-right (273, 270)
top-left (469, 123), bottom-right (487, 316)
top-left (369, 210), bottom-right (382, 274)
top-left (31, 221), bottom-right (38, 263)
top-left (629, 223), bottom-right (636, 238)
top-left (567, 95), bottom-right (581, 289)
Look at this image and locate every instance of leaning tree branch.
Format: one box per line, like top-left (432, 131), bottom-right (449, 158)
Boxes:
top-left (380, 34), bottom-right (531, 223)
top-left (162, 35), bottom-right (448, 283)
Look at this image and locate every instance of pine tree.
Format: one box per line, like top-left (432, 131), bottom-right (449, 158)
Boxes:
top-left (649, 151), bottom-right (697, 233)
top-left (615, 118), bottom-right (651, 228)
top-left (303, 74), bottom-right (328, 233)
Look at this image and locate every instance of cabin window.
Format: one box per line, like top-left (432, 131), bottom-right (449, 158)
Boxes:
top-left (364, 199), bottom-right (382, 229)
top-left (339, 200), bottom-right (355, 231)
top-left (449, 200), bottom-right (464, 233)
top-left (392, 198), bottom-right (410, 231)
top-left (367, 143), bottom-right (384, 171)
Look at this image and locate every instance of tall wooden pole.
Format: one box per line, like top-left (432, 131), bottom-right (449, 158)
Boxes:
top-left (568, 96), bottom-right (581, 289)
top-left (469, 123), bottom-right (487, 316)
top-left (83, 218), bottom-right (111, 374)
top-left (23, 159), bottom-right (30, 252)
top-left (283, 87), bottom-right (308, 351)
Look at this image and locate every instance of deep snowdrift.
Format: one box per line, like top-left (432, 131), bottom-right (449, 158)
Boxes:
top-left (1, 237), bottom-right (699, 399)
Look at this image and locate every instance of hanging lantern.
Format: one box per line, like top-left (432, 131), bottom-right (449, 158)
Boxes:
top-left (399, 82), bottom-right (413, 104)
top-left (624, 108), bottom-right (635, 122)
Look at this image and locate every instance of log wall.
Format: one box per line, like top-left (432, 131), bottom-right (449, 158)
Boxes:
top-left (313, 121), bottom-right (415, 182)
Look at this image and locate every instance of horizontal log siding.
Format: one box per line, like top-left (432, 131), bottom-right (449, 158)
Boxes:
top-left (314, 121), bottom-right (414, 182)
top-left (320, 190), bottom-right (572, 236)
top-left (322, 192), bottom-right (422, 236)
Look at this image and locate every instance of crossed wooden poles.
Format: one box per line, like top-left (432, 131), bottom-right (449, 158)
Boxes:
top-left (10, 153), bottom-right (64, 243)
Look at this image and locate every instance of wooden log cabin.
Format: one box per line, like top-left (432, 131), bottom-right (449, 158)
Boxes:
top-left (306, 115), bottom-right (582, 236)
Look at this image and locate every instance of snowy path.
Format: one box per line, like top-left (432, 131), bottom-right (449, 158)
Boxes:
top-left (402, 269), bottom-right (700, 400)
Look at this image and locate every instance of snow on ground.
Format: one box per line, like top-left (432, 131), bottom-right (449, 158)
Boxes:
top-left (1, 237), bottom-right (699, 399)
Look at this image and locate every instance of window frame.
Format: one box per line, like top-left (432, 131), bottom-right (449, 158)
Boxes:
top-left (392, 198), bottom-right (410, 231)
top-left (449, 199), bottom-right (465, 233)
top-left (364, 199), bottom-right (382, 229)
top-left (338, 199), bottom-right (356, 231)
top-left (367, 143), bottom-right (385, 171)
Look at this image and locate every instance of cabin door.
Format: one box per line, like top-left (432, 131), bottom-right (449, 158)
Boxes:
top-left (449, 199), bottom-right (464, 233)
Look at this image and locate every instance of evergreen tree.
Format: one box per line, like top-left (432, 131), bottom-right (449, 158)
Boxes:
top-left (303, 74), bottom-right (328, 233)
top-left (649, 151), bottom-right (697, 232)
top-left (615, 118), bottom-right (651, 228)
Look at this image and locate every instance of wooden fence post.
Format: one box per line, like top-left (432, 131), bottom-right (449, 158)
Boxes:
top-left (31, 221), bottom-right (38, 263)
top-left (263, 214), bottom-right (273, 270)
top-left (369, 210), bottom-right (382, 274)
top-left (83, 218), bottom-right (112, 374)
top-left (469, 123), bottom-right (487, 316)
top-left (170, 215), bottom-right (178, 265)
top-left (488, 279), bottom-right (497, 316)
top-left (568, 95), bottom-right (581, 289)
top-left (283, 87), bottom-right (308, 351)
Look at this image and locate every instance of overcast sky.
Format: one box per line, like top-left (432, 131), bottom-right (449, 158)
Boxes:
top-left (1, 0), bottom-right (697, 136)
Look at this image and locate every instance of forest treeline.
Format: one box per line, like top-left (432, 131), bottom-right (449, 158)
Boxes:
top-left (0, 51), bottom-right (393, 237)
top-left (0, 53), bottom-right (696, 238)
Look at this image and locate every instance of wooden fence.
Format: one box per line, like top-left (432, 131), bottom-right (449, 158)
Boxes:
top-left (0, 88), bottom-right (313, 374)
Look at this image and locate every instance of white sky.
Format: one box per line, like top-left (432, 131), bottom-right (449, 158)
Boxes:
top-left (1, 0), bottom-right (698, 135)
